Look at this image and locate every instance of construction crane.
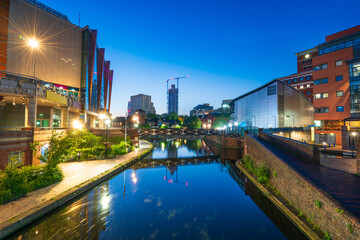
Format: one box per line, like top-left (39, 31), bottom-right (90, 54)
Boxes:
top-left (166, 75), bottom-right (189, 114)
top-left (166, 75), bottom-right (189, 94)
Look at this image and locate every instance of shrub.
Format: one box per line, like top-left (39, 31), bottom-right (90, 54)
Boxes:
top-left (111, 142), bottom-right (132, 156)
top-left (315, 199), bottom-right (322, 209)
top-left (241, 156), bottom-right (269, 184)
top-left (0, 165), bottom-right (63, 204)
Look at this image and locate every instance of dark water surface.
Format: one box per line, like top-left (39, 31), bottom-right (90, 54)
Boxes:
top-left (9, 139), bottom-right (306, 240)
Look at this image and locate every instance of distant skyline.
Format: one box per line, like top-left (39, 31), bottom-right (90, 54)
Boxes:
top-left (40, 0), bottom-right (360, 116)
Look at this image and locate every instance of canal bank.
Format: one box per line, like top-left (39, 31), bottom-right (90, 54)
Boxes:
top-left (0, 140), bottom-right (153, 239)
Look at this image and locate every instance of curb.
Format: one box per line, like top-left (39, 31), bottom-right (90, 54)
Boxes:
top-left (0, 142), bottom-right (153, 239)
top-left (235, 160), bottom-right (320, 240)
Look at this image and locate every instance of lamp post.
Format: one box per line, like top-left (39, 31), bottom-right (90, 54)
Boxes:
top-left (28, 38), bottom-right (39, 79)
top-left (105, 119), bottom-right (111, 157)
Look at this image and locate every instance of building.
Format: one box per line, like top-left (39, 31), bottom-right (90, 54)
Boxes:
top-left (168, 84), bottom-right (178, 114)
top-left (128, 94), bottom-right (155, 116)
top-left (0, 0), bottom-right (114, 168)
top-left (190, 103), bottom-right (214, 118)
top-left (230, 80), bottom-right (314, 129)
top-left (307, 25), bottom-right (360, 148)
top-left (132, 109), bottom-right (145, 126)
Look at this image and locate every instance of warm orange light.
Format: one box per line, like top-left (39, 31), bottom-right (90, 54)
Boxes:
top-left (28, 38), bottom-right (39, 49)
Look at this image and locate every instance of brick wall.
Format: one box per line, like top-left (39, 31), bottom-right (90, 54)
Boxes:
top-left (246, 134), bottom-right (360, 239)
top-left (205, 133), bottom-right (243, 149)
top-left (0, 130), bottom-right (33, 169)
top-left (259, 130), bottom-right (320, 163)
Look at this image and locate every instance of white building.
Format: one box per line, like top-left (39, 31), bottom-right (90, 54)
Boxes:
top-left (230, 80), bottom-right (313, 128)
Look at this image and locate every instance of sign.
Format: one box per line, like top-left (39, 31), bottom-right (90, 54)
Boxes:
top-left (46, 90), bottom-right (67, 105)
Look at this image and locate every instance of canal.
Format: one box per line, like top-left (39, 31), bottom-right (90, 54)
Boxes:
top-left (8, 138), bottom-right (307, 240)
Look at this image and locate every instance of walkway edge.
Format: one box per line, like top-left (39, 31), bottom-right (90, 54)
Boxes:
top-left (0, 142), bottom-right (153, 239)
top-left (235, 160), bottom-right (321, 240)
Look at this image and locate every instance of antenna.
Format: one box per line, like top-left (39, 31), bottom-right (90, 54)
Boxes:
top-left (78, 12), bottom-right (80, 27)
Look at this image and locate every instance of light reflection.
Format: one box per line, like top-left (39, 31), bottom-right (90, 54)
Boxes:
top-left (101, 195), bottom-right (111, 209)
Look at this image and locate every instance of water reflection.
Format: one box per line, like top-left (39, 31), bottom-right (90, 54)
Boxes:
top-left (9, 138), bottom-right (305, 240)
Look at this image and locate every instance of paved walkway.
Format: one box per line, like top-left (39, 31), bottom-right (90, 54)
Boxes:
top-left (254, 135), bottom-right (360, 218)
top-left (0, 140), bottom-right (151, 224)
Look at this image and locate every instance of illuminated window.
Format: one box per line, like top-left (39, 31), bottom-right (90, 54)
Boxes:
top-left (300, 85), bottom-right (304, 89)
top-left (336, 91), bottom-right (344, 97)
top-left (314, 93), bottom-right (328, 99)
top-left (307, 84), bottom-right (310, 87)
top-left (335, 60), bottom-right (343, 66)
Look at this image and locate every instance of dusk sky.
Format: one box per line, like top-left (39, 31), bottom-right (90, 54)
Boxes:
top-left (41, 0), bottom-right (360, 116)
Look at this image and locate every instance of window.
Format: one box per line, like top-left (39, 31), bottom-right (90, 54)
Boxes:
top-left (293, 78), bottom-right (298, 82)
top-left (307, 84), bottom-right (310, 87)
top-left (314, 78), bottom-right (328, 85)
top-left (314, 93), bottom-right (329, 99)
top-left (307, 91), bottom-right (310, 95)
top-left (336, 91), bottom-right (344, 97)
top-left (267, 85), bottom-right (276, 95)
top-left (287, 79), bottom-right (292, 84)
top-left (308, 98), bottom-right (311, 102)
top-left (315, 107), bottom-right (329, 113)
top-left (336, 75), bottom-right (343, 81)
top-left (305, 76), bottom-right (311, 80)
top-left (303, 65), bottom-right (312, 70)
top-left (337, 106), bottom-right (344, 112)
top-left (314, 63), bottom-right (328, 71)
top-left (300, 77), bottom-right (304, 81)
top-left (335, 60), bottom-right (343, 66)
top-left (300, 85), bottom-right (304, 89)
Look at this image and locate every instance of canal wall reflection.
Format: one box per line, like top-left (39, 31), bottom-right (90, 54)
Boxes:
top-left (225, 162), bottom-right (307, 240)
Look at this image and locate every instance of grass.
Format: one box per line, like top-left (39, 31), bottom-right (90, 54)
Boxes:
top-left (347, 223), bottom-right (353, 233)
top-left (315, 199), bottom-right (322, 209)
top-left (0, 165), bottom-right (63, 204)
top-left (241, 155), bottom-right (270, 184)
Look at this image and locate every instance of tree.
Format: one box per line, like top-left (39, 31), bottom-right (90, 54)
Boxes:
top-left (183, 116), bottom-right (202, 129)
top-left (213, 109), bottom-right (235, 128)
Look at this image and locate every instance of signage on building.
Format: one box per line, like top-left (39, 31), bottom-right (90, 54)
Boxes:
top-left (46, 90), bottom-right (67, 105)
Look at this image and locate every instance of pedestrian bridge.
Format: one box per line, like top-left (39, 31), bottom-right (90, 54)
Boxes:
top-left (139, 128), bottom-right (217, 136)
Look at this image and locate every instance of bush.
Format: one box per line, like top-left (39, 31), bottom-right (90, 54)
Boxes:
top-left (0, 164), bottom-right (63, 204)
top-left (111, 142), bottom-right (131, 156)
top-left (241, 155), bottom-right (270, 184)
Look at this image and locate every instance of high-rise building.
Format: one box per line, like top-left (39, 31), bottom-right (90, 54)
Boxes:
top-left (128, 94), bottom-right (156, 116)
top-left (168, 84), bottom-right (178, 114)
top-left (0, 0), bottom-right (115, 168)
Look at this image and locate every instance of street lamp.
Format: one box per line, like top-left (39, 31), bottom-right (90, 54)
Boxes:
top-left (27, 38), bottom-right (39, 79)
top-left (105, 119), bottom-right (111, 157)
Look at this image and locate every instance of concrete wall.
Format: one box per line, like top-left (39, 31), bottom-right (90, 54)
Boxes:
top-left (245, 133), bottom-right (360, 239)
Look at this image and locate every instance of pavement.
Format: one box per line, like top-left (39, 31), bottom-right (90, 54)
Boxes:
top-left (254, 135), bottom-right (360, 218)
top-left (0, 140), bottom-right (152, 225)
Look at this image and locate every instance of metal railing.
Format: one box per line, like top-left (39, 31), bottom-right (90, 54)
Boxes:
top-left (24, 0), bottom-right (70, 22)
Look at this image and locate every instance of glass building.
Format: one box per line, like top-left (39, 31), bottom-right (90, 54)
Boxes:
top-left (230, 80), bottom-right (314, 128)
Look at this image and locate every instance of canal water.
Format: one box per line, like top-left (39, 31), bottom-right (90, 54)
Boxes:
top-left (9, 139), bottom-right (306, 240)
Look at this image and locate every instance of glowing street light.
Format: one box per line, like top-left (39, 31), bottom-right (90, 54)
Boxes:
top-left (72, 119), bottom-right (83, 130)
top-left (27, 38), bottom-right (39, 79)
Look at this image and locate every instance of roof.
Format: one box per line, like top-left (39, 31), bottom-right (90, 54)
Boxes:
top-left (229, 80), bottom-right (313, 106)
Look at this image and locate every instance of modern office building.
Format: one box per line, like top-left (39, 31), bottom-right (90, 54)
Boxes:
top-left (128, 94), bottom-right (155, 116)
top-left (230, 80), bottom-right (314, 129)
top-left (0, 0), bottom-right (114, 168)
top-left (168, 84), bottom-right (178, 114)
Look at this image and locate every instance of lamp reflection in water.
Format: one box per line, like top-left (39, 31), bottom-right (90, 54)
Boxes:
top-left (131, 171), bottom-right (137, 184)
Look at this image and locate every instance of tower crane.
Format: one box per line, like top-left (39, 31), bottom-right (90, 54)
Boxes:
top-left (166, 75), bottom-right (189, 94)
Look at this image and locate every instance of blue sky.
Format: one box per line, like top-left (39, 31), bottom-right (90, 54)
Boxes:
top-left (41, 0), bottom-right (360, 116)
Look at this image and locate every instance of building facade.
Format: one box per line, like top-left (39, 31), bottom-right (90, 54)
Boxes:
top-left (0, 0), bottom-right (114, 168)
top-left (305, 25), bottom-right (360, 148)
top-left (230, 80), bottom-right (314, 129)
top-left (128, 94), bottom-right (155, 116)
top-left (190, 103), bottom-right (213, 118)
top-left (168, 84), bottom-right (178, 114)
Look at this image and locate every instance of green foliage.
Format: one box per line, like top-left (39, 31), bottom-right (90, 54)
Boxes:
top-left (183, 116), bottom-right (202, 129)
top-left (335, 208), bottom-right (344, 214)
top-left (111, 142), bottom-right (132, 156)
top-left (298, 210), bottom-right (303, 217)
top-left (0, 164), bottom-right (63, 204)
top-left (347, 223), bottom-right (353, 233)
top-left (241, 155), bottom-right (270, 184)
top-left (324, 231), bottom-right (332, 240)
top-left (273, 170), bottom-right (277, 178)
top-left (139, 123), bottom-right (151, 129)
top-left (160, 124), bottom-right (168, 129)
top-left (315, 199), bottom-right (322, 209)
